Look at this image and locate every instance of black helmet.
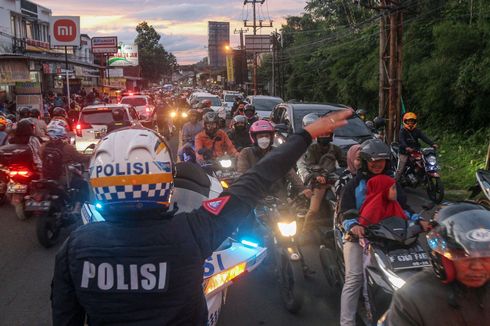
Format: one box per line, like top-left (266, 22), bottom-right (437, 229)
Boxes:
top-left (19, 107), bottom-right (31, 119)
top-left (359, 139), bottom-right (391, 162)
top-left (203, 111), bottom-right (219, 124)
top-left (30, 108), bottom-right (41, 118)
top-left (365, 120), bottom-right (374, 130)
top-left (302, 112), bottom-right (320, 128)
top-left (373, 116), bottom-right (386, 129)
top-left (427, 203), bottom-right (490, 283)
top-left (231, 115), bottom-right (247, 130)
top-left (15, 118), bottom-right (35, 137)
top-left (53, 107), bottom-right (67, 118)
top-left (112, 108), bottom-right (125, 122)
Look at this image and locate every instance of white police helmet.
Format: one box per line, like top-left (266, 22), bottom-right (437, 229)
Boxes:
top-left (89, 128), bottom-right (174, 215)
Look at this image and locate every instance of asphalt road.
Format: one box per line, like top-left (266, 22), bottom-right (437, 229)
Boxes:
top-left (0, 131), bottom-right (434, 325)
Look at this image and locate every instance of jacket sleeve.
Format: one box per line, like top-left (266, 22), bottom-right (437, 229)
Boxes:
top-left (187, 130), bottom-right (312, 257)
top-left (194, 133), bottom-right (205, 162)
top-left (52, 239), bottom-right (85, 326)
top-left (228, 130), bottom-right (312, 207)
top-left (334, 145), bottom-right (347, 167)
top-left (398, 129), bottom-right (408, 149)
top-left (417, 129), bottom-right (434, 147)
top-left (339, 178), bottom-right (359, 231)
top-left (386, 287), bottom-right (424, 326)
top-left (287, 168), bottom-right (305, 192)
top-left (237, 147), bottom-right (252, 173)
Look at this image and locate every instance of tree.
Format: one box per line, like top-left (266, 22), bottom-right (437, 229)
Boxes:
top-left (135, 21), bottom-right (177, 82)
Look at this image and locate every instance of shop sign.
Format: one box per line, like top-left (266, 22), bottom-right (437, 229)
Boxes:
top-left (108, 44), bottom-right (138, 66)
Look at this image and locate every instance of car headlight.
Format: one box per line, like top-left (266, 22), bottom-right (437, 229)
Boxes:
top-left (181, 112), bottom-right (188, 118)
top-left (426, 155), bottom-right (437, 165)
top-left (277, 221), bottom-right (297, 237)
top-left (170, 111), bottom-right (177, 118)
top-left (219, 159), bottom-right (232, 168)
top-left (374, 252), bottom-right (406, 290)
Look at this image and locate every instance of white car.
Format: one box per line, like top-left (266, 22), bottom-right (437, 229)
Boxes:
top-left (245, 95), bottom-right (284, 119)
top-left (120, 95), bottom-right (155, 126)
top-left (189, 92), bottom-right (226, 120)
top-left (75, 104), bottom-right (141, 153)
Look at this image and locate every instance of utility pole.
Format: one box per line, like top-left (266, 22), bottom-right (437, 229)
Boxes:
top-left (361, 0), bottom-right (404, 144)
top-left (234, 28), bottom-right (249, 88)
top-left (243, 0), bottom-right (273, 95)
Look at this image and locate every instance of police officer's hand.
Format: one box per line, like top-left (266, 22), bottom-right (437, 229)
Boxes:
top-left (350, 225), bottom-right (365, 238)
top-left (304, 109), bottom-right (352, 139)
top-left (316, 176), bottom-right (327, 184)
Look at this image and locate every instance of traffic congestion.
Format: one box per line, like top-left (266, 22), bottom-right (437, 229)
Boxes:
top-left (1, 0), bottom-right (490, 325)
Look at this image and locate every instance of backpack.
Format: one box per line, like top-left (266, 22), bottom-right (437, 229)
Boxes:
top-left (42, 141), bottom-right (64, 180)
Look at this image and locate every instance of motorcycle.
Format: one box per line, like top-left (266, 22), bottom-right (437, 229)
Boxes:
top-left (323, 208), bottom-right (431, 324)
top-left (391, 143), bottom-right (444, 203)
top-left (81, 161), bottom-right (266, 326)
top-left (469, 169), bottom-right (490, 208)
top-left (25, 163), bottom-right (85, 248)
top-left (253, 196), bottom-right (306, 313)
top-left (0, 143), bottom-right (39, 219)
top-left (198, 151), bottom-right (241, 188)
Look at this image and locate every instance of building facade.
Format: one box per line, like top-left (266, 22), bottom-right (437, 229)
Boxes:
top-left (208, 21), bottom-right (229, 68)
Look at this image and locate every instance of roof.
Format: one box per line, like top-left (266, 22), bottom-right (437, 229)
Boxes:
top-left (288, 103), bottom-right (348, 111)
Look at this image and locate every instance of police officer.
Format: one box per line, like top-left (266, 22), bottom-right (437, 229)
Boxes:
top-left (385, 202), bottom-right (490, 325)
top-left (51, 110), bottom-right (352, 325)
top-left (106, 108), bottom-right (131, 133)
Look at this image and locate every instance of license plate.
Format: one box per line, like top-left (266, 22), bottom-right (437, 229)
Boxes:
top-left (7, 184), bottom-right (27, 193)
top-left (388, 248), bottom-right (431, 270)
top-left (25, 200), bottom-right (51, 211)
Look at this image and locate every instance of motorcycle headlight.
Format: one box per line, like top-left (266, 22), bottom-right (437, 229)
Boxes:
top-left (181, 112), bottom-right (188, 118)
top-left (277, 221), bottom-right (297, 237)
top-left (219, 159), bottom-right (232, 168)
top-left (426, 155), bottom-right (437, 165)
top-left (170, 111), bottom-right (177, 118)
top-left (374, 252), bottom-right (406, 290)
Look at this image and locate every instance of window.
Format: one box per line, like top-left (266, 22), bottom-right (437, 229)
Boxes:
top-left (121, 97), bottom-right (147, 107)
top-left (129, 108), bottom-right (138, 120)
top-left (26, 20), bottom-right (32, 39)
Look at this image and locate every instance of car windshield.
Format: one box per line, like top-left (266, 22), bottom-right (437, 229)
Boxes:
top-left (199, 97), bottom-right (221, 106)
top-left (80, 109), bottom-right (128, 125)
top-left (121, 97), bottom-right (147, 107)
top-left (252, 98), bottom-right (283, 111)
top-left (224, 94), bottom-right (241, 102)
top-left (293, 108), bottom-right (372, 137)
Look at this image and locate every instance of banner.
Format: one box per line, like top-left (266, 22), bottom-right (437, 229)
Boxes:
top-left (226, 55), bottom-right (234, 82)
top-left (0, 61), bottom-right (30, 83)
top-left (108, 44), bottom-right (139, 66)
top-left (50, 16), bottom-right (80, 47)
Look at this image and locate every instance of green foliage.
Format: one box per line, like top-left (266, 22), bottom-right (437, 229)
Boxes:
top-left (135, 21), bottom-right (177, 82)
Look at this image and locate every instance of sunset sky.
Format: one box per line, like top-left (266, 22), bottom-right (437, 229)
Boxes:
top-left (39, 0), bottom-right (308, 64)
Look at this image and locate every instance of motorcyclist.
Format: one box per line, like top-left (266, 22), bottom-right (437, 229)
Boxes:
top-left (29, 108), bottom-right (48, 140)
top-left (385, 202), bottom-right (490, 326)
top-left (41, 122), bottom-right (90, 213)
top-left (67, 102), bottom-right (80, 128)
top-left (106, 108), bottom-right (131, 133)
top-left (237, 119), bottom-right (308, 199)
top-left (195, 111), bottom-right (238, 162)
top-left (0, 115), bottom-right (8, 145)
top-left (243, 104), bottom-right (259, 127)
top-left (51, 110), bottom-right (352, 326)
top-left (8, 119), bottom-right (42, 172)
top-left (227, 115), bottom-right (252, 151)
top-left (334, 144), bottom-right (362, 200)
top-left (298, 113), bottom-right (346, 225)
top-left (395, 112), bottom-right (437, 180)
top-left (338, 139), bottom-right (428, 326)
top-left (178, 109), bottom-right (203, 162)
top-left (230, 96), bottom-right (242, 116)
top-left (51, 107), bottom-right (71, 132)
top-left (18, 107), bottom-right (31, 120)
top-left (232, 101), bottom-right (246, 117)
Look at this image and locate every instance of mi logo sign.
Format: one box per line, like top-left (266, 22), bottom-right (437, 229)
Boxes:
top-left (50, 16), bottom-right (80, 46)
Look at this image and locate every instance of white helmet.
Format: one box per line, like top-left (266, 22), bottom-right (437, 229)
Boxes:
top-left (89, 128), bottom-right (174, 215)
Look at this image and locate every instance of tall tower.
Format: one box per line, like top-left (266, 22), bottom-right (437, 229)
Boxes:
top-left (208, 21), bottom-right (230, 68)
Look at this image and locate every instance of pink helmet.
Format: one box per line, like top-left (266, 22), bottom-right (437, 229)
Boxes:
top-left (249, 120), bottom-right (275, 144)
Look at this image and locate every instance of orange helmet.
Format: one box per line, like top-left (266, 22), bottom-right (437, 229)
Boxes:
top-left (402, 112), bottom-right (417, 131)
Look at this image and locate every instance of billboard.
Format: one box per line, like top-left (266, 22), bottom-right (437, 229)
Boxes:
top-left (91, 36), bottom-right (118, 54)
top-left (245, 35), bottom-right (271, 53)
top-left (108, 44), bottom-right (139, 66)
top-left (50, 16), bottom-right (80, 47)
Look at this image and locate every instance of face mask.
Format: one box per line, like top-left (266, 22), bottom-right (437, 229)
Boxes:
top-left (317, 136), bottom-right (332, 145)
top-left (257, 137), bottom-right (271, 149)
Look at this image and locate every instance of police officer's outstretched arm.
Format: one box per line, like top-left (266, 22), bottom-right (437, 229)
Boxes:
top-left (52, 240), bottom-right (85, 326)
top-left (386, 287), bottom-right (423, 326)
top-left (187, 110), bottom-right (352, 258)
